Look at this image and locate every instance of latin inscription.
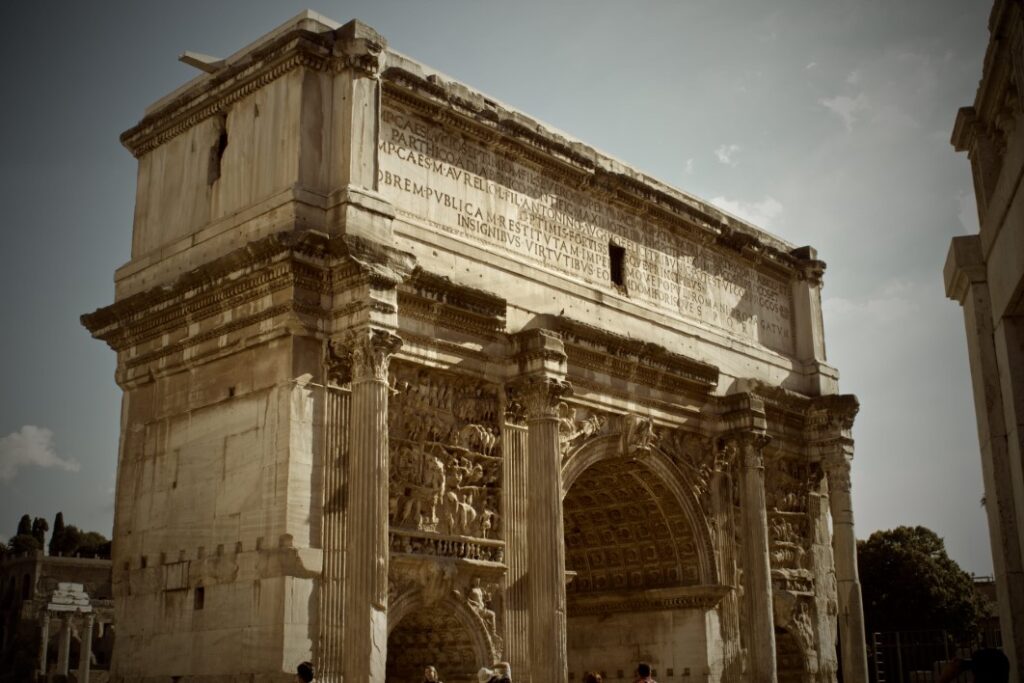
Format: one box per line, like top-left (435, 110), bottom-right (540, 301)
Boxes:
top-left (378, 103), bottom-right (794, 353)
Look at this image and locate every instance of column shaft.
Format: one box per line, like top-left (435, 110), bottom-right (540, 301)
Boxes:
top-left (318, 388), bottom-right (350, 682)
top-left (38, 611), bottom-right (49, 677)
top-left (516, 375), bottom-right (571, 683)
top-left (502, 423), bottom-right (531, 681)
top-left (826, 458), bottom-right (869, 682)
top-left (738, 436), bottom-right (777, 682)
top-left (78, 613), bottom-right (94, 683)
top-left (341, 329), bottom-right (400, 682)
top-left (57, 618), bottom-right (70, 675)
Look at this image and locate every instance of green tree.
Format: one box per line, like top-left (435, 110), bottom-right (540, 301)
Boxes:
top-left (858, 526), bottom-right (983, 642)
top-left (77, 530), bottom-right (110, 558)
top-left (49, 511), bottom-right (66, 555)
top-left (16, 514), bottom-right (31, 537)
top-left (8, 533), bottom-right (40, 554)
top-left (50, 524), bottom-right (82, 556)
top-left (30, 517), bottom-right (48, 547)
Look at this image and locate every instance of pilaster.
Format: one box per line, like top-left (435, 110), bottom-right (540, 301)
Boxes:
top-left (944, 234), bottom-right (1024, 678)
top-left (327, 20), bottom-right (395, 241)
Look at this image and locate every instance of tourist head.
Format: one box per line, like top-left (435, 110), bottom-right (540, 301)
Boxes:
top-left (966, 648), bottom-right (1010, 683)
top-left (583, 672), bottom-right (603, 683)
top-left (477, 667), bottom-right (495, 683)
top-left (636, 662), bottom-right (652, 678)
top-left (423, 665), bottom-right (439, 682)
top-left (494, 661), bottom-right (512, 682)
top-left (296, 661), bottom-right (314, 683)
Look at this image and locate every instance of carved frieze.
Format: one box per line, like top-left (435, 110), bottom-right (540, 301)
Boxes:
top-left (388, 362), bottom-right (502, 541)
top-left (556, 403), bottom-right (608, 458)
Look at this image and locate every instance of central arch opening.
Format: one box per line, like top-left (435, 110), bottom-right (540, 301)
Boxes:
top-left (563, 454), bottom-right (712, 680)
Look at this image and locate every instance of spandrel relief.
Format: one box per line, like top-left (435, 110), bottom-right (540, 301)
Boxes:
top-left (388, 363), bottom-right (502, 541)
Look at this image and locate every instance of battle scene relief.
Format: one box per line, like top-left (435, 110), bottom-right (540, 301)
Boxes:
top-left (388, 362), bottom-right (503, 544)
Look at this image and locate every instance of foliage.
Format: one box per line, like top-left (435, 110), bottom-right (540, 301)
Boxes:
top-left (48, 511), bottom-right (66, 555)
top-left (858, 526), bottom-right (983, 643)
top-left (16, 514), bottom-right (31, 537)
top-left (8, 533), bottom-right (41, 554)
top-left (6, 513), bottom-right (110, 559)
top-left (30, 517), bottom-right (48, 546)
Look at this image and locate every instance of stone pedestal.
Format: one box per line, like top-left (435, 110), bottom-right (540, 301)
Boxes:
top-left (340, 327), bottom-right (402, 682)
top-left (824, 452), bottom-right (869, 683)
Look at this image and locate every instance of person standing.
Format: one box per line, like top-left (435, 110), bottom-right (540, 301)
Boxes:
top-left (422, 665), bottom-right (444, 683)
top-left (294, 661), bottom-right (314, 683)
top-left (634, 662), bottom-right (657, 683)
top-left (583, 672), bottom-right (603, 683)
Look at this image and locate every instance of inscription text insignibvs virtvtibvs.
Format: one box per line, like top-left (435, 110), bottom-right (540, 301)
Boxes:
top-left (378, 103), bottom-right (794, 354)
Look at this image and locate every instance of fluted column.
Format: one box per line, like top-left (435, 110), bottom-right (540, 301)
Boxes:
top-left (824, 449), bottom-right (869, 682)
top-left (501, 420), bottom-right (531, 681)
top-left (341, 327), bottom-right (402, 682)
top-left (38, 611), bottom-right (50, 677)
top-left (78, 612), bottom-right (95, 683)
top-left (736, 433), bottom-right (777, 682)
top-left (521, 376), bottom-right (572, 683)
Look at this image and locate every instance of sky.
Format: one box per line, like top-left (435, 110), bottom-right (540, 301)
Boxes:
top-left (0, 1), bottom-right (995, 574)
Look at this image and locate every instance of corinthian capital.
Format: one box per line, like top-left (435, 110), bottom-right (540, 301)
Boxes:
top-left (719, 432), bottom-right (771, 469)
top-left (513, 376), bottom-right (573, 420)
top-left (330, 327), bottom-right (403, 383)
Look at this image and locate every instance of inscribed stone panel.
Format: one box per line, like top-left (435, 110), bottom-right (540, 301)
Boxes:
top-left (378, 101), bottom-right (795, 354)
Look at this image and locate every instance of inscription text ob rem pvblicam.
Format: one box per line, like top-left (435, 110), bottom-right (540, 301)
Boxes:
top-left (377, 103), bottom-right (794, 355)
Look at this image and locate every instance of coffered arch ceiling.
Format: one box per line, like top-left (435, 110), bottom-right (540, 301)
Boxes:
top-left (564, 457), bottom-right (702, 594)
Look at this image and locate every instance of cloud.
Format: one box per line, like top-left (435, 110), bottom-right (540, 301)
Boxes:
top-left (0, 426), bottom-right (79, 482)
top-left (805, 61), bottom-right (817, 70)
top-left (684, 158), bottom-right (694, 174)
top-left (823, 279), bottom-right (921, 327)
top-left (714, 144), bottom-right (741, 165)
top-left (709, 195), bottom-right (783, 229)
top-left (820, 93), bottom-right (870, 132)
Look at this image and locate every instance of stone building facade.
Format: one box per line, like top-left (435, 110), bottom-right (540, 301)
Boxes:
top-left (946, 0), bottom-right (1024, 679)
top-left (83, 12), bottom-right (868, 682)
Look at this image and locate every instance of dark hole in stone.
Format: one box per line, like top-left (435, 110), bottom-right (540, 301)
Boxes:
top-left (194, 586), bottom-right (204, 610)
top-left (208, 118), bottom-right (228, 185)
top-left (609, 241), bottom-right (626, 287)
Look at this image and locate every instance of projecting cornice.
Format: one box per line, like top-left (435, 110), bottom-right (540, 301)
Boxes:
top-left (532, 315), bottom-right (719, 397)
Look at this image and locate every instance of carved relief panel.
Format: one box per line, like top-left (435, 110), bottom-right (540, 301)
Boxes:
top-left (388, 362), bottom-right (502, 541)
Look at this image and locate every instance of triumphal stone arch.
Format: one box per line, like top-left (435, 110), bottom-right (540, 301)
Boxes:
top-left (83, 11), bottom-right (869, 683)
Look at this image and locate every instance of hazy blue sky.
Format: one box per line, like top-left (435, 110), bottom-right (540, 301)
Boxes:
top-left (0, 1), bottom-right (995, 573)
